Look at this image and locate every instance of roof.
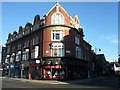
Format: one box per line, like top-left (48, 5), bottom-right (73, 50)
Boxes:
top-left (46, 2), bottom-right (70, 17)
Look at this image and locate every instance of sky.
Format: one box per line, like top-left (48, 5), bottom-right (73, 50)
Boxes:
top-left (1, 2), bottom-right (118, 62)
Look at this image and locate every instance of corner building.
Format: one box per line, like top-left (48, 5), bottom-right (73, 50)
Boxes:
top-left (3, 3), bottom-right (92, 80)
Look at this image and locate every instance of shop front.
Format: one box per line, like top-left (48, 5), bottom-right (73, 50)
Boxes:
top-left (29, 59), bottom-right (41, 80)
top-left (41, 57), bottom-right (67, 80)
top-left (14, 62), bottom-right (21, 78)
top-left (21, 60), bottom-right (29, 78)
top-left (9, 64), bottom-right (15, 77)
top-left (2, 63), bottom-right (9, 76)
top-left (43, 65), bottom-right (66, 80)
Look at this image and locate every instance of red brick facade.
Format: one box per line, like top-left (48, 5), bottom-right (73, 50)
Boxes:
top-left (2, 2), bottom-right (92, 80)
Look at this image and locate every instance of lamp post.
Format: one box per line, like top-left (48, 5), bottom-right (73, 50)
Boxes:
top-left (21, 64), bottom-right (24, 79)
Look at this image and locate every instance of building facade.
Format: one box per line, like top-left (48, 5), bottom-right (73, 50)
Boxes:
top-left (2, 3), bottom-right (92, 80)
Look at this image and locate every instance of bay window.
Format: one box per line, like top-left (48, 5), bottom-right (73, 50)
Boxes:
top-left (22, 49), bottom-right (29, 61)
top-left (31, 46), bottom-right (39, 59)
top-left (51, 43), bottom-right (64, 57)
top-left (15, 51), bottom-right (21, 62)
top-left (10, 53), bottom-right (15, 63)
top-left (5, 55), bottom-right (10, 63)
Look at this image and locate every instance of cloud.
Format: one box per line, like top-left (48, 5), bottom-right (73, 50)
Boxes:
top-left (98, 34), bottom-right (118, 44)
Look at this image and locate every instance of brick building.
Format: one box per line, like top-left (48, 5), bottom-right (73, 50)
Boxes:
top-left (2, 2), bottom-right (92, 80)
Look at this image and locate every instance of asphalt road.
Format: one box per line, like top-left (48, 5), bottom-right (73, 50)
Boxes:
top-left (1, 75), bottom-right (120, 90)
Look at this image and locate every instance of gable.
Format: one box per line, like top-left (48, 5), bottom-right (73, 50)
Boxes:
top-left (45, 2), bottom-right (70, 25)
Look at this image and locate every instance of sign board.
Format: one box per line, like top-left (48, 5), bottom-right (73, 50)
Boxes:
top-left (21, 64), bottom-right (24, 70)
top-left (66, 50), bottom-right (70, 53)
top-left (36, 60), bottom-right (40, 64)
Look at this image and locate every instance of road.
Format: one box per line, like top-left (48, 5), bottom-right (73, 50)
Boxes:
top-left (1, 75), bottom-right (120, 90)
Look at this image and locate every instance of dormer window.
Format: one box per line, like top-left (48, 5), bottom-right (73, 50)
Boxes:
top-left (33, 15), bottom-right (40, 30)
top-left (52, 13), bottom-right (64, 24)
top-left (18, 26), bottom-right (23, 38)
top-left (24, 28), bottom-right (30, 35)
top-left (24, 22), bottom-right (32, 34)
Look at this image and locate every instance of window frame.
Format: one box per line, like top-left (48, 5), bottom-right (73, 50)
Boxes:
top-left (76, 46), bottom-right (83, 59)
top-left (51, 43), bottom-right (64, 57)
top-left (52, 13), bottom-right (64, 25)
top-left (51, 30), bottom-right (63, 41)
top-left (22, 49), bottom-right (29, 61)
top-left (15, 51), bottom-right (21, 62)
top-left (33, 34), bottom-right (39, 45)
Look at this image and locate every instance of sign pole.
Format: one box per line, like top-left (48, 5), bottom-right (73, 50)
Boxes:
top-left (21, 64), bottom-right (24, 79)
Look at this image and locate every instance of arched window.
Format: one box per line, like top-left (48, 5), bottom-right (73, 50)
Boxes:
top-left (52, 13), bottom-right (64, 24)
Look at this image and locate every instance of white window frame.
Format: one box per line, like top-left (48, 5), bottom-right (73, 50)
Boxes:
top-left (51, 13), bottom-right (64, 25)
top-left (10, 53), bottom-right (15, 63)
top-left (5, 55), bottom-right (10, 63)
top-left (31, 46), bottom-right (39, 59)
top-left (51, 43), bottom-right (64, 57)
top-left (51, 30), bottom-right (63, 41)
top-left (16, 51), bottom-right (21, 62)
top-left (22, 49), bottom-right (29, 61)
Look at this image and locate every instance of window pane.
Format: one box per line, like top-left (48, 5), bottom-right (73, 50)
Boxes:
top-left (52, 30), bottom-right (63, 41)
top-left (58, 48), bottom-right (62, 56)
top-left (53, 13), bottom-right (64, 24)
top-left (55, 33), bottom-right (60, 40)
top-left (54, 49), bottom-right (57, 56)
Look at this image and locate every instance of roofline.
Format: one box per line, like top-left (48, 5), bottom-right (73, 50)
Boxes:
top-left (5, 24), bottom-right (81, 45)
top-left (46, 2), bottom-right (70, 17)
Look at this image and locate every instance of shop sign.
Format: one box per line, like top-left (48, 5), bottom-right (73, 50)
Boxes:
top-left (66, 50), bottom-right (70, 53)
top-left (46, 58), bottom-right (61, 61)
top-left (36, 60), bottom-right (40, 64)
top-left (21, 64), bottom-right (24, 70)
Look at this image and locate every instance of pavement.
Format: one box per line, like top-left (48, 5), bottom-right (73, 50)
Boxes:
top-left (1, 76), bottom-right (106, 85)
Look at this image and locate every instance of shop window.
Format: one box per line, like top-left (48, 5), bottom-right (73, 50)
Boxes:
top-left (52, 69), bottom-right (65, 76)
